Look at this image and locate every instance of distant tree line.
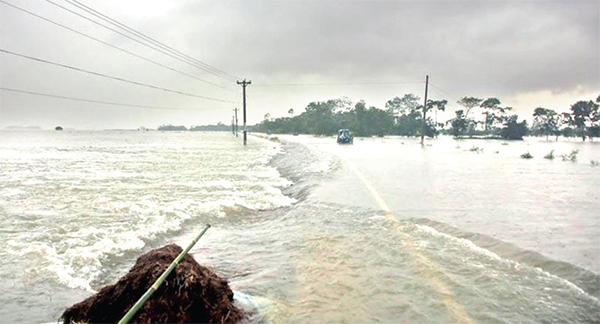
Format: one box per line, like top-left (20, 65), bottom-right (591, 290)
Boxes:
top-left (254, 95), bottom-right (505, 139)
top-left (530, 95), bottom-right (600, 142)
top-left (157, 123), bottom-right (231, 132)
top-left (158, 124), bottom-right (188, 131)
top-left (255, 94), bottom-right (600, 141)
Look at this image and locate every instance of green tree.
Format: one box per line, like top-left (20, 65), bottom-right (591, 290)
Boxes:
top-left (352, 100), bottom-right (368, 136)
top-left (425, 99), bottom-right (447, 136)
top-left (447, 109), bottom-right (473, 138)
top-left (589, 95), bottom-right (600, 141)
top-left (479, 98), bottom-right (512, 135)
top-left (532, 107), bottom-right (558, 141)
top-left (457, 97), bottom-right (483, 118)
top-left (457, 97), bottom-right (483, 136)
top-left (368, 106), bottom-right (394, 136)
top-left (303, 100), bottom-right (337, 135)
top-left (385, 94), bottom-right (421, 117)
top-left (158, 124), bottom-right (187, 131)
top-left (384, 94), bottom-right (424, 136)
top-left (500, 115), bottom-right (528, 140)
top-left (480, 97), bottom-right (501, 132)
top-left (427, 99), bottom-right (447, 115)
top-left (555, 112), bottom-right (574, 139)
top-left (349, 101), bottom-right (395, 136)
top-left (570, 100), bottom-right (599, 141)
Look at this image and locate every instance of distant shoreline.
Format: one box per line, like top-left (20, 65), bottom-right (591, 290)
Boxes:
top-left (3, 126), bottom-right (41, 130)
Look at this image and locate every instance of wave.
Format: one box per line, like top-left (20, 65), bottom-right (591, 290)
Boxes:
top-left (0, 133), bottom-right (298, 293)
top-left (410, 218), bottom-right (600, 300)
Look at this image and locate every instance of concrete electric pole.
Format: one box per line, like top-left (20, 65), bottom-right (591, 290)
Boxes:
top-left (237, 79), bottom-right (251, 145)
top-left (233, 108), bottom-right (239, 137)
top-left (421, 75), bottom-right (429, 146)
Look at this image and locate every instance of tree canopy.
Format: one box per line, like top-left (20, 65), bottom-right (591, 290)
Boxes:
top-left (254, 93), bottom-right (600, 142)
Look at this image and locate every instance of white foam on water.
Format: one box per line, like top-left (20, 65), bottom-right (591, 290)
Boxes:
top-left (21, 180), bottom-right (45, 186)
top-left (414, 224), bottom-right (503, 261)
top-left (309, 150), bottom-right (334, 173)
top-left (412, 224), bottom-right (599, 303)
top-left (2, 189), bottom-right (26, 197)
top-left (1, 132), bottom-right (297, 295)
top-left (368, 215), bottom-right (389, 221)
top-left (4, 182), bottom-right (296, 292)
top-left (6, 241), bottom-right (97, 291)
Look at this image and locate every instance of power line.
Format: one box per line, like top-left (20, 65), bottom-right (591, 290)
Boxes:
top-left (43, 0), bottom-right (238, 83)
top-left (0, 87), bottom-right (228, 111)
top-left (429, 82), bottom-right (464, 104)
top-left (254, 81), bottom-right (425, 87)
top-left (64, 0), bottom-right (240, 82)
top-left (0, 0), bottom-right (238, 93)
top-left (0, 48), bottom-right (237, 104)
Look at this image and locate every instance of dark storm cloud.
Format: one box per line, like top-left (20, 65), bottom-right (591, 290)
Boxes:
top-left (0, 0), bottom-right (598, 128)
top-left (174, 0), bottom-right (598, 95)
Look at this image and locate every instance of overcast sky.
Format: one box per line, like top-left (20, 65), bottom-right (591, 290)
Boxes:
top-left (1, 0), bottom-right (598, 129)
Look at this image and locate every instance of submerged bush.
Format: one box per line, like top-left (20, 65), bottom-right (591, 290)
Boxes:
top-left (560, 150), bottom-right (579, 162)
top-left (591, 160), bottom-right (599, 167)
top-left (469, 146), bottom-right (483, 153)
top-left (544, 150), bottom-right (555, 160)
top-left (521, 152), bottom-right (533, 159)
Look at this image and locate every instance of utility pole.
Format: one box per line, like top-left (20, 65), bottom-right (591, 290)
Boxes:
top-left (237, 79), bottom-right (251, 145)
top-left (233, 108), bottom-right (239, 137)
top-left (420, 75), bottom-right (429, 146)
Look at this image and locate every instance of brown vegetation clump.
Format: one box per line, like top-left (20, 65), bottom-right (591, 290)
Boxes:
top-left (61, 244), bottom-right (244, 324)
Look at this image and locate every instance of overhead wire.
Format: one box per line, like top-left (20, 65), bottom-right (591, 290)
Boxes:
top-left (253, 81), bottom-right (425, 87)
top-left (42, 0), bottom-right (238, 84)
top-left (63, 0), bottom-right (240, 82)
top-left (428, 82), bottom-right (464, 104)
top-left (0, 87), bottom-right (228, 111)
top-left (0, 48), bottom-right (237, 104)
top-left (0, 0), bottom-right (238, 93)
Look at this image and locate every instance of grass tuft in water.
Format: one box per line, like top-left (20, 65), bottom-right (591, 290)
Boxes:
top-left (560, 150), bottom-right (578, 162)
top-left (520, 152), bottom-right (533, 159)
top-left (544, 150), bottom-right (555, 160)
top-left (469, 146), bottom-right (483, 153)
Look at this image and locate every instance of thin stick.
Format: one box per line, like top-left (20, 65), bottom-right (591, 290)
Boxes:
top-left (118, 224), bottom-right (211, 324)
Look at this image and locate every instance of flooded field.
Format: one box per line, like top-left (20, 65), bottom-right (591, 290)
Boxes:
top-left (0, 131), bottom-right (598, 323)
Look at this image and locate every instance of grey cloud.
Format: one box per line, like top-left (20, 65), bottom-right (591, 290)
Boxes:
top-left (176, 0), bottom-right (598, 94)
top-left (1, 0), bottom-right (598, 128)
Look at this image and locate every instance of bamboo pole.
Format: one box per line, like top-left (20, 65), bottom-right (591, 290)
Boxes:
top-left (118, 224), bottom-right (211, 324)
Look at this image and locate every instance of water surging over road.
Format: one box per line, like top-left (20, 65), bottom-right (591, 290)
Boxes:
top-left (0, 131), bottom-right (598, 323)
top-left (0, 131), bottom-right (292, 323)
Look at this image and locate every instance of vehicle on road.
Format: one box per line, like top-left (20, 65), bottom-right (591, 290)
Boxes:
top-left (337, 129), bottom-right (354, 144)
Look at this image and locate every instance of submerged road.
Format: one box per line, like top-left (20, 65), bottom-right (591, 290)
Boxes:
top-left (331, 148), bottom-right (474, 323)
top-left (190, 133), bottom-right (599, 323)
top-left (268, 134), bottom-right (599, 322)
top-left (285, 134), bottom-right (600, 274)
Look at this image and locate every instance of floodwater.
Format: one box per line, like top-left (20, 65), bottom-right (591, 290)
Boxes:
top-left (0, 130), bottom-right (598, 323)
